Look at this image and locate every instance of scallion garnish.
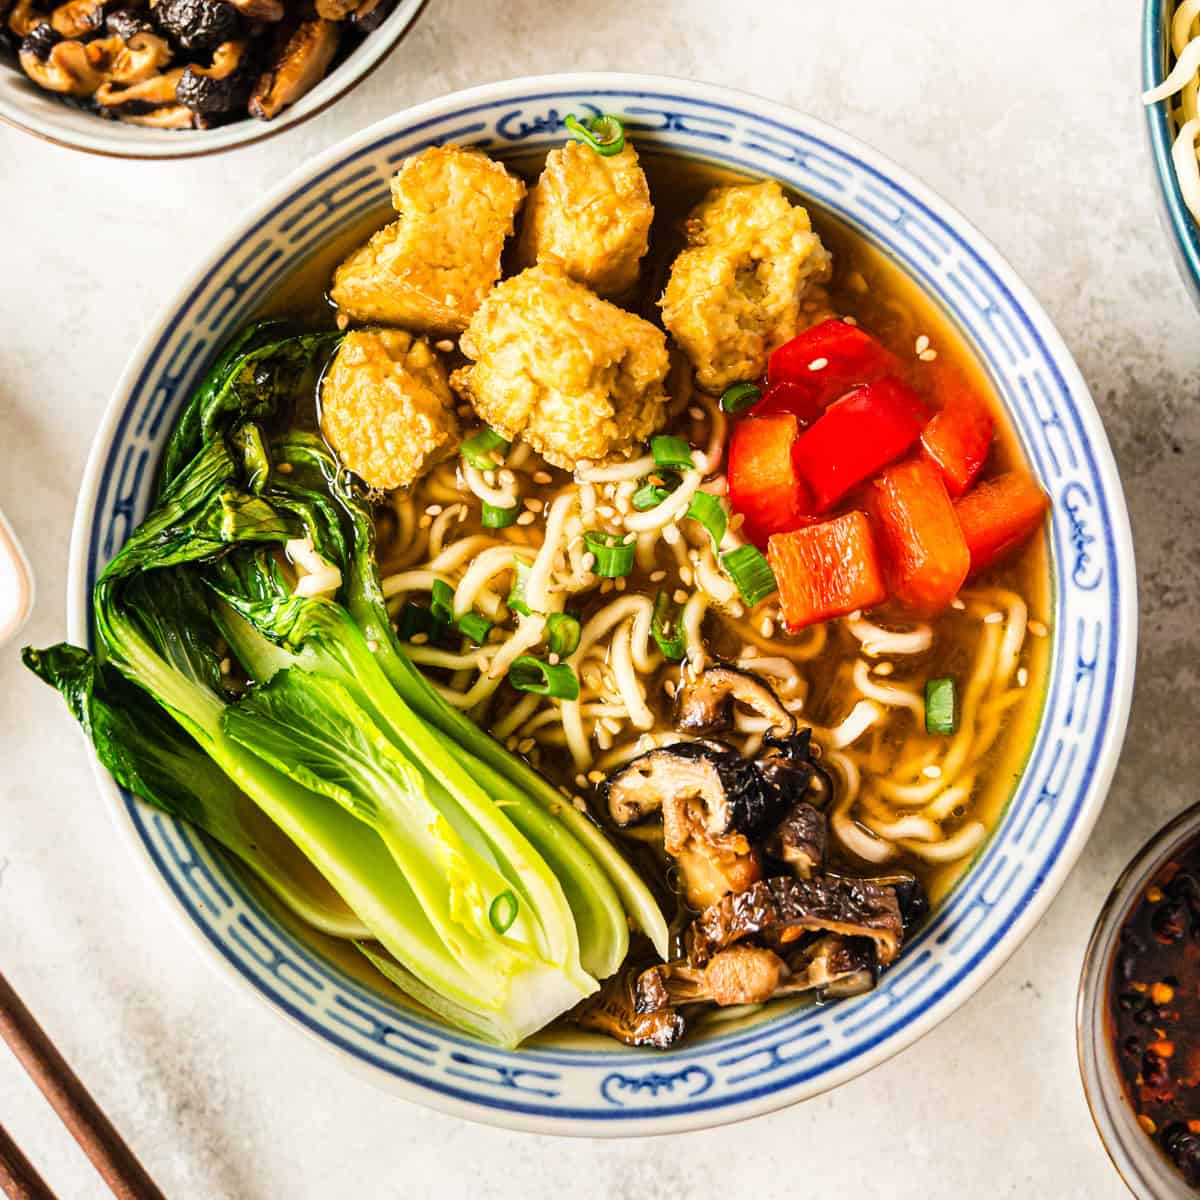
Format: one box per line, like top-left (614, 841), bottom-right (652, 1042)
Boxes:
top-left (720, 381), bottom-right (762, 414)
top-left (651, 434), bottom-right (695, 472)
top-left (632, 470), bottom-right (680, 512)
top-left (583, 530), bottom-right (636, 578)
top-left (721, 544), bottom-right (778, 606)
top-left (509, 655), bottom-right (581, 700)
top-left (482, 502), bottom-right (519, 529)
top-left (430, 578), bottom-right (455, 626)
top-left (461, 427), bottom-right (510, 470)
top-left (651, 591), bottom-right (686, 661)
top-left (546, 612), bottom-right (581, 658)
top-left (686, 491), bottom-right (727, 551)
top-left (457, 612), bottom-right (493, 645)
top-left (397, 602), bottom-right (440, 642)
top-left (925, 677), bottom-right (957, 735)
top-left (563, 112), bottom-right (625, 157)
top-left (488, 889), bottom-right (519, 934)
top-left (507, 559), bottom-right (533, 616)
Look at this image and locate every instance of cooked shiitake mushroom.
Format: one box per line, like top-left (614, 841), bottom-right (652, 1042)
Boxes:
top-left (152, 0), bottom-right (240, 52)
top-left (176, 38), bottom-right (253, 119)
top-left (248, 14), bottom-right (338, 120)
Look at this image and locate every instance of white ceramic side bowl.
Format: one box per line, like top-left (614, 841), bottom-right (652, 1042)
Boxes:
top-left (0, 0), bottom-right (426, 159)
top-left (68, 74), bottom-right (1137, 1135)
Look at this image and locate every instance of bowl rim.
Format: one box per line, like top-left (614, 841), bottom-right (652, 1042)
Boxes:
top-left (64, 71), bottom-right (1139, 1135)
top-left (1143, 0), bottom-right (1200, 304)
top-left (0, 0), bottom-right (428, 161)
top-left (1076, 802), bottom-right (1200, 1198)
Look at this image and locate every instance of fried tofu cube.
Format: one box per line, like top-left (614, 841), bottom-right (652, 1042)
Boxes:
top-left (330, 145), bottom-right (526, 335)
top-left (517, 140), bottom-right (653, 296)
top-left (660, 181), bottom-right (832, 393)
top-left (320, 329), bottom-right (459, 491)
top-left (451, 266), bottom-right (670, 470)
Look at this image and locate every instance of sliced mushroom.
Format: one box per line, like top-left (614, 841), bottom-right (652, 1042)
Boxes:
top-left (784, 934), bottom-right (878, 999)
top-left (314, 0), bottom-right (357, 18)
top-left (765, 800), bottom-right (826, 879)
top-left (104, 7), bottom-right (151, 38)
top-left (826, 869), bottom-right (929, 936)
top-left (248, 14), bottom-right (336, 120)
top-left (227, 0), bottom-right (281, 19)
top-left (50, 0), bottom-right (105, 39)
top-left (574, 958), bottom-right (685, 1049)
top-left (107, 31), bottom-right (171, 82)
top-left (95, 64), bottom-right (192, 125)
top-left (674, 664), bottom-right (796, 740)
top-left (152, 0), bottom-right (240, 51)
top-left (176, 38), bottom-right (251, 117)
top-left (685, 875), bottom-right (904, 967)
top-left (347, 0), bottom-right (391, 32)
top-left (19, 30), bottom-right (106, 94)
top-left (8, 0), bottom-right (48, 38)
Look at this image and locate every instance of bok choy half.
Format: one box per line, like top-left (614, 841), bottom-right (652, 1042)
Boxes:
top-left (26, 322), bottom-right (668, 1048)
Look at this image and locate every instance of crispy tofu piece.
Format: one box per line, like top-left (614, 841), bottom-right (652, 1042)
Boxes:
top-left (320, 329), bottom-right (459, 491)
top-left (451, 266), bottom-right (670, 470)
top-left (660, 181), bottom-right (832, 393)
top-left (330, 145), bottom-right (526, 335)
top-left (517, 140), bottom-right (653, 297)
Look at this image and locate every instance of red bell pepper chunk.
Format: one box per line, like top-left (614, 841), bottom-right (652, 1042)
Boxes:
top-left (920, 369), bottom-right (995, 497)
top-left (954, 471), bottom-right (1050, 577)
top-left (792, 377), bottom-right (927, 511)
top-left (727, 415), bottom-right (813, 548)
top-left (868, 457), bottom-right (970, 616)
top-left (751, 380), bottom-right (826, 426)
top-left (767, 511), bottom-right (887, 632)
top-left (767, 319), bottom-right (900, 412)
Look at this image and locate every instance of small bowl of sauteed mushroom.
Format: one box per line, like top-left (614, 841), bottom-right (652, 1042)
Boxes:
top-left (0, 0), bottom-right (426, 156)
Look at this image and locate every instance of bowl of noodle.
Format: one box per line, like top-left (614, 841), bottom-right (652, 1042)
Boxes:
top-left (61, 75), bottom-right (1136, 1134)
top-left (1145, 0), bottom-right (1200, 306)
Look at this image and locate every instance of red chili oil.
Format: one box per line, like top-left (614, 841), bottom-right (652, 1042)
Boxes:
top-left (1108, 839), bottom-right (1200, 1187)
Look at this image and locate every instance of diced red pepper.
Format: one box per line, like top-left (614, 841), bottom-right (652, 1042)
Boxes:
top-left (766, 319), bottom-right (900, 413)
top-left (751, 380), bottom-right (826, 426)
top-left (767, 511), bottom-right (887, 632)
top-left (868, 457), bottom-right (970, 616)
top-left (921, 369), bottom-right (995, 496)
top-left (955, 471), bottom-right (1050, 577)
top-left (792, 377), bottom-right (927, 511)
top-left (727, 415), bottom-right (813, 548)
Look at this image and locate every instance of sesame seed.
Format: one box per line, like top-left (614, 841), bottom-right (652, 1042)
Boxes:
top-left (874, 661), bottom-right (894, 676)
top-left (951, 598), bottom-right (966, 610)
top-left (688, 405), bottom-right (705, 420)
top-left (597, 505), bottom-right (616, 519)
top-left (915, 335), bottom-right (930, 355)
top-left (663, 678), bottom-right (676, 698)
top-left (662, 524), bottom-right (681, 545)
top-left (673, 588), bottom-right (689, 605)
top-left (1027, 619), bottom-right (1048, 637)
top-left (581, 552), bottom-right (596, 572)
top-left (808, 357), bottom-right (829, 371)
top-left (984, 610), bottom-right (1004, 624)
top-left (919, 349), bottom-right (938, 362)
top-left (571, 795), bottom-right (588, 812)
top-left (548, 652), bottom-right (560, 666)
top-left (425, 504), bottom-right (443, 516)
top-left (842, 315), bottom-right (858, 326)
top-left (587, 770), bottom-right (606, 784)
top-left (596, 726), bottom-right (613, 750)
top-left (277, 462), bottom-right (293, 474)
top-left (219, 657), bottom-right (232, 675)
top-left (533, 470), bottom-right (553, 485)
top-left (1017, 667), bottom-right (1029, 687)
top-left (729, 512), bottom-right (745, 532)
top-left (759, 616), bottom-right (775, 638)
top-left (615, 577), bottom-right (627, 591)
top-left (516, 511), bottom-right (536, 526)
top-left (922, 765), bottom-right (942, 779)
top-left (575, 773), bottom-right (589, 789)
top-left (409, 633), bottom-right (429, 645)
top-left (505, 736), bottom-right (519, 751)
top-left (679, 566), bottom-right (694, 586)
top-left (483, 470), bottom-right (497, 486)
top-left (518, 737), bottom-right (536, 755)
top-left (730, 603), bottom-right (744, 618)
top-left (524, 497), bottom-right (544, 513)
top-left (418, 514), bottom-right (433, 529)
top-left (435, 339), bottom-right (454, 352)
top-left (649, 569), bottom-right (667, 583)
top-left (498, 469), bottom-right (516, 487)
top-left (366, 639), bottom-right (379, 652)
top-left (600, 579), bottom-right (614, 594)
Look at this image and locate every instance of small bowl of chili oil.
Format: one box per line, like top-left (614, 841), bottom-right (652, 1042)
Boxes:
top-left (1079, 803), bottom-right (1200, 1198)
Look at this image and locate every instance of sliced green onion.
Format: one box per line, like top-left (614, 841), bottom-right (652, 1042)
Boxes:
top-left (651, 591), bottom-right (686, 661)
top-left (482, 502), bottom-right (519, 529)
top-left (508, 655), bottom-right (581, 700)
top-left (721, 544), bottom-right (778, 606)
top-left (507, 560), bottom-right (533, 616)
top-left (430, 578), bottom-right (455, 625)
top-left (488, 889), bottom-right (519, 934)
top-left (651, 434), bottom-right (695, 472)
top-left (564, 112), bottom-right (625, 157)
top-left (461, 427), bottom-right (510, 470)
top-left (720, 381), bottom-right (762, 414)
top-left (546, 612), bottom-right (581, 658)
top-left (632, 470), bottom-right (680, 512)
top-left (457, 612), bottom-right (493, 645)
top-left (396, 602), bottom-right (439, 642)
top-left (925, 677), bottom-right (958, 735)
top-left (583, 530), bottom-right (636, 578)
top-left (686, 490), bottom-right (727, 551)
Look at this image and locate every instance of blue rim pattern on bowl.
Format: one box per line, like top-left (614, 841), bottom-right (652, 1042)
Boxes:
top-left (72, 79), bottom-right (1136, 1134)
top-left (1144, 0), bottom-right (1200, 307)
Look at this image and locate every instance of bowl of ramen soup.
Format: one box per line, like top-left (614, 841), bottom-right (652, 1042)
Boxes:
top-left (1079, 804), bottom-right (1200, 1198)
top-left (40, 75), bottom-right (1135, 1134)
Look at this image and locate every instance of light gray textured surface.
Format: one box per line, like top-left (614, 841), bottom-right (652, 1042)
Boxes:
top-left (0, 0), bottom-right (1194, 1195)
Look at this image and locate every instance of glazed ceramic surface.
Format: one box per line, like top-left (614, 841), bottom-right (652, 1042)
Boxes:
top-left (68, 74), bottom-right (1137, 1135)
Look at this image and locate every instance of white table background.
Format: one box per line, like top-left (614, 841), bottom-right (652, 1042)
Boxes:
top-left (1, 0), bottom-right (1195, 1195)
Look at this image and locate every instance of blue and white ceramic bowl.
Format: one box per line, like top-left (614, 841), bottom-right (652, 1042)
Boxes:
top-left (68, 74), bottom-right (1137, 1135)
top-left (1144, 0), bottom-right (1200, 308)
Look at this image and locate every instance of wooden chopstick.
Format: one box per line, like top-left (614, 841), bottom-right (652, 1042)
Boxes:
top-left (0, 1122), bottom-right (56, 1200)
top-left (0, 972), bottom-right (165, 1200)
